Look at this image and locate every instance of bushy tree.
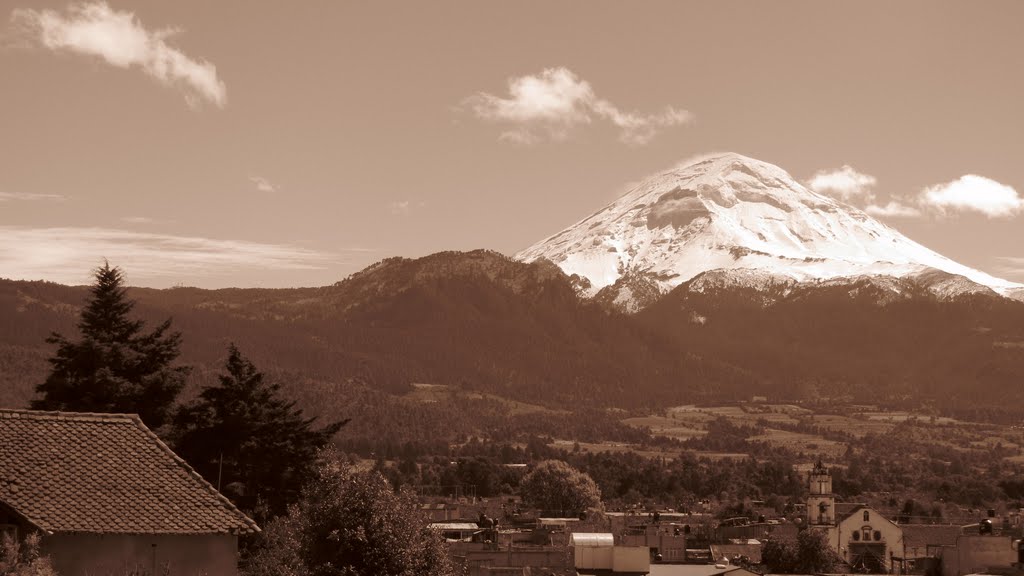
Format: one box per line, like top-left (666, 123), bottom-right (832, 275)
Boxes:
top-left (520, 459), bottom-right (602, 515)
top-left (761, 537), bottom-right (798, 573)
top-left (33, 262), bottom-right (187, 429)
top-left (244, 448), bottom-right (455, 576)
top-left (173, 344), bottom-right (346, 519)
top-left (761, 529), bottom-right (840, 574)
top-left (1, 532), bottom-right (57, 576)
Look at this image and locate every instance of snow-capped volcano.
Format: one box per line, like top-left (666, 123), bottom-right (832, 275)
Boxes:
top-left (516, 153), bottom-right (1023, 305)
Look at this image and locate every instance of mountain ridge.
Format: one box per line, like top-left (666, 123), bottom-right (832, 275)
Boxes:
top-left (3, 249), bottom-right (1024, 425)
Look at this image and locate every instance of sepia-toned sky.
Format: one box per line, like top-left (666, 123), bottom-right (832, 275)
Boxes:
top-left (2, 0), bottom-right (1023, 288)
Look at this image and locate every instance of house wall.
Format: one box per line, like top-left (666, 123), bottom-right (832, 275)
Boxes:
top-left (940, 535), bottom-right (1018, 576)
top-left (0, 502), bottom-right (36, 545)
top-left (44, 533), bottom-right (239, 576)
top-left (452, 543), bottom-right (570, 574)
top-left (620, 529), bottom-right (687, 562)
top-left (574, 545), bottom-right (613, 569)
top-left (611, 546), bottom-right (650, 572)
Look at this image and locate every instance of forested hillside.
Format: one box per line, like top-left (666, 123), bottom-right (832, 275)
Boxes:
top-left (3, 250), bottom-right (1024, 429)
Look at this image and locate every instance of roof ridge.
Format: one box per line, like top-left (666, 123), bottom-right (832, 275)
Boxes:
top-left (0, 409), bottom-right (140, 423)
top-left (126, 414), bottom-right (262, 535)
top-left (0, 408), bottom-right (260, 535)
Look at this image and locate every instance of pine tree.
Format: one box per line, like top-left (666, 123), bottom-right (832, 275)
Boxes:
top-left (32, 262), bottom-right (188, 428)
top-left (172, 344), bottom-right (347, 520)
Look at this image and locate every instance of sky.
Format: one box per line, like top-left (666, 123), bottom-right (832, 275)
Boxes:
top-left (1, 0), bottom-right (1023, 288)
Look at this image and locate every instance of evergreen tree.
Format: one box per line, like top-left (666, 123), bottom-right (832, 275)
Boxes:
top-left (32, 262), bottom-right (187, 428)
top-left (173, 344), bottom-right (347, 520)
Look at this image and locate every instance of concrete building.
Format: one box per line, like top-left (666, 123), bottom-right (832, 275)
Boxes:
top-left (0, 409), bottom-right (259, 576)
top-left (940, 535), bottom-right (1020, 576)
top-left (573, 532), bottom-right (650, 575)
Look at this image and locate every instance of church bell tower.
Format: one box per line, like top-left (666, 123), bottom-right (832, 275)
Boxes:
top-left (807, 460), bottom-right (835, 526)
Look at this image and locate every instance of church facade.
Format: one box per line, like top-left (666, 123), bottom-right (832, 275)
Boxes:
top-left (806, 461), bottom-right (905, 573)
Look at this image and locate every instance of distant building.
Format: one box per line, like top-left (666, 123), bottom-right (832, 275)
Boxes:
top-left (940, 534), bottom-right (1020, 576)
top-left (0, 409), bottom-right (258, 576)
top-left (431, 522), bottom-right (485, 542)
top-left (900, 523), bottom-right (963, 568)
top-left (805, 461), bottom-right (904, 573)
top-left (421, 502), bottom-right (464, 521)
top-left (573, 532), bottom-right (650, 575)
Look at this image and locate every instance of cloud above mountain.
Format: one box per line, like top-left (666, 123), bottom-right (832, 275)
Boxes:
top-left (809, 164), bottom-right (1020, 220)
top-left (462, 67), bottom-right (691, 146)
top-left (807, 165), bottom-right (877, 201)
top-left (0, 226), bottom-right (336, 286)
top-left (921, 175), bottom-right (1022, 218)
top-left (864, 201), bottom-right (922, 218)
top-left (11, 1), bottom-right (226, 108)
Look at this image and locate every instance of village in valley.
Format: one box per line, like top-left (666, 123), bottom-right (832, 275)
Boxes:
top-left (1, 263), bottom-right (1023, 575)
top-left (4, 391), bottom-right (1024, 575)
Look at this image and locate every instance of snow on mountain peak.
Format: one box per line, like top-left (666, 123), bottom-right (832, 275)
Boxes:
top-left (516, 153), bottom-right (1023, 303)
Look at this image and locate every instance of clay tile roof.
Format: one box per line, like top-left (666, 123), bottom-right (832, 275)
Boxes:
top-left (0, 409), bottom-right (259, 535)
top-left (836, 502), bottom-right (868, 519)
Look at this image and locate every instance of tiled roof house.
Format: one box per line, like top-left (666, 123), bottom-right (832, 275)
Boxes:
top-left (0, 409), bottom-right (259, 576)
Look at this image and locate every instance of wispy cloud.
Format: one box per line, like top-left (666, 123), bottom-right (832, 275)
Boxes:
top-left (462, 67), bottom-right (692, 146)
top-left (807, 165), bottom-right (877, 202)
top-left (921, 175), bottom-right (1022, 218)
top-left (11, 1), bottom-right (226, 108)
top-left (864, 201), bottom-right (921, 218)
top-left (389, 200), bottom-right (411, 215)
top-left (388, 200), bottom-right (425, 215)
top-left (995, 256), bottom-right (1024, 279)
top-left (249, 175), bottom-right (277, 193)
top-left (0, 191), bottom-right (65, 202)
top-left (0, 226), bottom-right (337, 285)
top-left (120, 216), bottom-right (154, 224)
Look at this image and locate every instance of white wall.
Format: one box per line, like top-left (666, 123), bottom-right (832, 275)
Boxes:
top-left (612, 546), bottom-right (650, 572)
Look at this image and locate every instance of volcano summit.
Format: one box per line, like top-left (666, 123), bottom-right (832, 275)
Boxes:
top-left (517, 153), bottom-right (1023, 308)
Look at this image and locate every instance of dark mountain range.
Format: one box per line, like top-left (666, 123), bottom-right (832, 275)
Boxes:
top-left (3, 250), bottom-right (1024, 427)
top-left (636, 272), bottom-right (1024, 419)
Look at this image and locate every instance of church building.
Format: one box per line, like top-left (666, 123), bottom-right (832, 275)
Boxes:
top-left (806, 461), bottom-right (905, 573)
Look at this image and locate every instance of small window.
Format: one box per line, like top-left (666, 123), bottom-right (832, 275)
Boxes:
top-left (863, 511), bottom-right (870, 522)
top-left (861, 526), bottom-right (872, 541)
top-left (852, 531), bottom-right (861, 541)
top-left (873, 530), bottom-right (882, 541)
